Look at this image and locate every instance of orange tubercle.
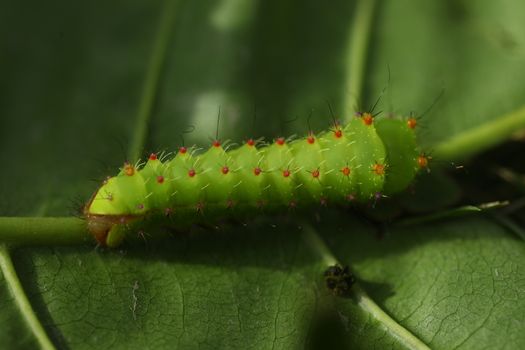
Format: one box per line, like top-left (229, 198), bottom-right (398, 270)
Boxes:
top-left (372, 163), bottom-right (385, 175)
top-left (407, 118), bottom-right (417, 129)
top-left (341, 166), bottom-right (351, 177)
top-left (362, 113), bottom-right (374, 126)
top-left (417, 155), bottom-right (429, 169)
top-left (124, 163), bottom-right (135, 176)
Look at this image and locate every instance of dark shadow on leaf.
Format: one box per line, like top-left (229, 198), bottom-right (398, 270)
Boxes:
top-left (356, 279), bottom-right (395, 306)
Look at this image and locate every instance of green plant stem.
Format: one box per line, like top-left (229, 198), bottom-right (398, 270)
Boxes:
top-left (395, 202), bottom-right (507, 227)
top-left (344, 0), bottom-right (376, 120)
top-left (434, 104), bottom-right (525, 161)
top-left (0, 245), bottom-right (55, 349)
top-left (395, 206), bottom-right (482, 227)
top-left (302, 225), bottom-right (430, 350)
top-left (0, 217), bottom-right (89, 246)
top-left (128, 0), bottom-right (177, 162)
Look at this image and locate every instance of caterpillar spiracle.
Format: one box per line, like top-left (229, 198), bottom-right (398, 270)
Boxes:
top-left (84, 113), bottom-right (428, 247)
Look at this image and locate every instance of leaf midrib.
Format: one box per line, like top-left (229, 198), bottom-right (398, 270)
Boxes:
top-left (0, 245), bottom-right (56, 350)
top-left (301, 225), bottom-right (431, 350)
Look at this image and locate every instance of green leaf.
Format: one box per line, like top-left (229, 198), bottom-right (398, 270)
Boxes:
top-left (361, 0), bottom-right (525, 160)
top-left (1, 0), bottom-right (525, 348)
top-left (322, 216), bottom-right (525, 349)
top-left (11, 225), bottom-right (323, 349)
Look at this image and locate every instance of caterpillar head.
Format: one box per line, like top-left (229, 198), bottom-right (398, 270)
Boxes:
top-left (84, 181), bottom-right (138, 247)
top-left (84, 163), bottom-right (149, 247)
top-left (84, 212), bottom-right (133, 247)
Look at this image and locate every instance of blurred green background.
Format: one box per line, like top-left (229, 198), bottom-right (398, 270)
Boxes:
top-left (1, 0), bottom-right (525, 349)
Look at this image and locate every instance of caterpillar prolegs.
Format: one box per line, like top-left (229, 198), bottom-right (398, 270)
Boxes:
top-left (84, 113), bottom-right (428, 247)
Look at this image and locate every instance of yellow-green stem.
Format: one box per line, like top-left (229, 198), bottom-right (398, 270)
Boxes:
top-left (344, 0), bottom-right (377, 119)
top-left (0, 217), bottom-right (88, 246)
top-left (434, 104), bottom-right (525, 161)
top-left (128, 0), bottom-right (178, 162)
top-left (0, 245), bottom-right (56, 349)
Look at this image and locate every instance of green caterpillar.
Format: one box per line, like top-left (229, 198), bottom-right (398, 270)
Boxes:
top-left (84, 113), bottom-right (428, 247)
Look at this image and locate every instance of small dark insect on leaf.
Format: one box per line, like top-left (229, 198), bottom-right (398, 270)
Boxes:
top-left (323, 264), bottom-right (355, 297)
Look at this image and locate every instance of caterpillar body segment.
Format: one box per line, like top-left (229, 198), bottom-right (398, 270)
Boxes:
top-left (85, 115), bottom-right (423, 247)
